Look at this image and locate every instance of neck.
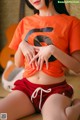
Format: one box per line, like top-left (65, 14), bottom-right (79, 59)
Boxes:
top-left (39, 2), bottom-right (59, 16)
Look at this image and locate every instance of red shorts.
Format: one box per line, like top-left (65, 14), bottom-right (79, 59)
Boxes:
top-left (12, 78), bottom-right (74, 112)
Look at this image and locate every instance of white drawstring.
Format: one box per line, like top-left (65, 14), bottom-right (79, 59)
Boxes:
top-left (31, 87), bottom-right (51, 110)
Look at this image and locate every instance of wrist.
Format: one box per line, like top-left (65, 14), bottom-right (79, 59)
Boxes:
top-left (19, 41), bottom-right (27, 50)
top-left (49, 45), bottom-right (56, 55)
top-left (18, 44), bottom-right (22, 52)
top-left (19, 42), bottom-right (22, 52)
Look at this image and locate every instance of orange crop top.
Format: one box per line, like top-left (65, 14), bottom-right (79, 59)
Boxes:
top-left (9, 14), bottom-right (80, 77)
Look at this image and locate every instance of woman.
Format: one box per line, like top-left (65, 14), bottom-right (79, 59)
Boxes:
top-left (0, 0), bottom-right (80, 120)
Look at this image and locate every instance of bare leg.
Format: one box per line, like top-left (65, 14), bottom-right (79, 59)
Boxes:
top-left (41, 94), bottom-right (72, 120)
top-left (0, 90), bottom-right (35, 120)
top-left (66, 99), bottom-right (80, 120)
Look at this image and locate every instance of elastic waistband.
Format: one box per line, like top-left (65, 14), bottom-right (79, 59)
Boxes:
top-left (23, 78), bottom-right (67, 88)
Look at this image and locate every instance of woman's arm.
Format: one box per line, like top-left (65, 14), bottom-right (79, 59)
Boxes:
top-left (52, 45), bottom-right (80, 73)
top-left (14, 40), bottom-right (37, 68)
top-left (30, 45), bottom-right (80, 73)
top-left (14, 47), bottom-right (24, 67)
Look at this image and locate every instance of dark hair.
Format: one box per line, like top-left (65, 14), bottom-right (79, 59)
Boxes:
top-left (25, 0), bottom-right (69, 15)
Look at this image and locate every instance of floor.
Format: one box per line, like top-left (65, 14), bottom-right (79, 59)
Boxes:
top-left (0, 73), bottom-right (80, 120)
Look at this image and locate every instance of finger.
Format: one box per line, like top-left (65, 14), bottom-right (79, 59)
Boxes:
top-left (35, 60), bottom-right (39, 70)
top-left (39, 59), bottom-right (44, 70)
top-left (32, 53), bottom-right (38, 69)
top-left (27, 53), bottom-right (35, 69)
top-left (29, 54), bottom-right (35, 69)
top-left (25, 54), bottom-right (30, 63)
top-left (25, 52), bottom-right (32, 61)
top-left (45, 59), bottom-right (48, 70)
top-left (28, 53), bottom-right (33, 61)
top-left (29, 54), bottom-right (39, 65)
top-left (35, 49), bottom-right (39, 53)
top-left (34, 46), bottom-right (39, 49)
top-left (37, 58), bottom-right (44, 70)
top-left (26, 54), bottom-right (34, 68)
top-left (34, 46), bottom-right (40, 52)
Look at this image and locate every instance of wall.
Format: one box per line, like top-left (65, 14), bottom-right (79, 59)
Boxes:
top-left (0, 0), bottom-right (80, 50)
top-left (0, 0), bottom-right (19, 50)
top-left (70, 3), bottom-right (80, 18)
top-left (0, 0), bottom-right (33, 50)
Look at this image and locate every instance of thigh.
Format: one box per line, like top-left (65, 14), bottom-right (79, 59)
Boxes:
top-left (0, 90), bottom-right (35, 120)
top-left (41, 94), bottom-right (72, 120)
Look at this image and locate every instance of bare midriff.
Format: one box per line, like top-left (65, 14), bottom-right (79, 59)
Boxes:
top-left (27, 71), bottom-right (66, 85)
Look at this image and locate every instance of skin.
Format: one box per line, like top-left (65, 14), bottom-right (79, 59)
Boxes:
top-left (0, 0), bottom-right (80, 120)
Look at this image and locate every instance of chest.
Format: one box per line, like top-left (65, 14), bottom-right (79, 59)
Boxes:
top-left (22, 21), bottom-right (69, 52)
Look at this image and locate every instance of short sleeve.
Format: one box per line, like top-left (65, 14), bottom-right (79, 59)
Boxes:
top-left (9, 19), bottom-right (23, 50)
top-left (69, 17), bottom-right (80, 54)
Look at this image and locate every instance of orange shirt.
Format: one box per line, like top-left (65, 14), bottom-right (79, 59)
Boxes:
top-left (9, 14), bottom-right (80, 77)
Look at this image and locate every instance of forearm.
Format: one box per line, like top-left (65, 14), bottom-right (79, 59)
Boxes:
top-left (14, 47), bottom-right (24, 67)
top-left (51, 45), bottom-right (80, 73)
top-left (14, 41), bottom-right (28, 67)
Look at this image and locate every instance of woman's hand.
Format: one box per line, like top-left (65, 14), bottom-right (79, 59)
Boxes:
top-left (29, 45), bottom-right (54, 70)
top-left (19, 41), bottom-right (38, 68)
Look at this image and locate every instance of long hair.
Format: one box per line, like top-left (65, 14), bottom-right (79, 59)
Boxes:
top-left (25, 0), bottom-right (69, 15)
